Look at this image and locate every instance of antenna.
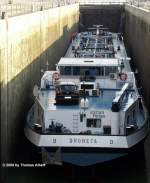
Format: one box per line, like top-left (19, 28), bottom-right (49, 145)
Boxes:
top-left (93, 24), bottom-right (103, 27)
top-left (88, 25), bottom-right (109, 36)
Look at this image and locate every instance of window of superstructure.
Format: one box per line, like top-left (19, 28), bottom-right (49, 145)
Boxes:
top-left (60, 66), bottom-right (72, 75)
top-left (80, 67), bottom-right (89, 76)
top-left (96, 67), bottom-right (104, 76)
top-left (73, 66), bottom-right (80, 75)
top-left (105, 66), bottom-right (117, 76)
top-left (87, 119), bottom-right (101, 128)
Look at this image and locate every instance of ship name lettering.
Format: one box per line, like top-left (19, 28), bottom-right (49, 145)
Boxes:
top-left (69, 138), bottom-right (97, 144)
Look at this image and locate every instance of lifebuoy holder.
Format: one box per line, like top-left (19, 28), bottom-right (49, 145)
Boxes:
top-left (52, 72), bottom-right (60, 81)
top-left (120, 73), bottom-right (127, 81)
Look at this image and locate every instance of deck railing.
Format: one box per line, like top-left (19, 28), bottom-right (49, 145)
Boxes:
top-left (0, 0), bottom-right (79, 19)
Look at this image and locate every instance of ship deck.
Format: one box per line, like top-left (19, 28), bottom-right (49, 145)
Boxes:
top-left (65, 32), bottom-right (131, 73)
top-left (38, 88), bottom-right (135, 111)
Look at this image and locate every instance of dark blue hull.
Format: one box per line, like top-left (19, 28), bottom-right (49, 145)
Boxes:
top-left (44, 141), bottom-right (145, 166)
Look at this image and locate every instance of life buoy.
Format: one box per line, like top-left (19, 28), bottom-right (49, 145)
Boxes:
top-left (52, 72), bottom-right (60, 81)
top-left (120, 73), bottom-right (127, 81)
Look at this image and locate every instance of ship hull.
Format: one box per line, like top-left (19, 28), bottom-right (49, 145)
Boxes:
top-left (43, 141), bottom-right (145, 166)
top-left (24, 120), bottom-right (149, 166)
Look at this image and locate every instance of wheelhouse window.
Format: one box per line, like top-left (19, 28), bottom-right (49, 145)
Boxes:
top-left (59, 66), bottom-right (118, 77)
top-left (96, 67), bottom-right (104, 76)
top-left (105, 66), bottom-right (117, 76)
top-left (73, 66), bottom-right (80, 75)
top-left (80, 67), bottom-right (96, 77)
top-left (60, 66), bottom-right (72, 75)
top-left (80, 67), bottom-right (90, 76)
top-left (87, 118), bottom-right (101, 128)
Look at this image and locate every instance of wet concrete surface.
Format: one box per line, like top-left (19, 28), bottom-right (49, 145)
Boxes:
top-left (3, 131), bottom-right (150, 183)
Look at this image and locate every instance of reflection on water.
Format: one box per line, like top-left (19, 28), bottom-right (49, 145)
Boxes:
top-left (5, 133), bottom-right (150, 183)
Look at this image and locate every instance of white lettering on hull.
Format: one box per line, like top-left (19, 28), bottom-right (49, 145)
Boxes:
top-left (52, 137), bottom-right (98, 144)
top-left (69, 138), bottom-right (97, 144)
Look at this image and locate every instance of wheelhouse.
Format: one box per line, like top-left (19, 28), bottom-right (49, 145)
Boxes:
top-left (57, 58), bottom-right (119, 78)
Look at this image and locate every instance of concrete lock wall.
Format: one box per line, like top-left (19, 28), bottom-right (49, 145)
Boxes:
top-left (124, 5), bottom-right (150, 110)
top-left (79, 5), bottom-right (125, 32)
top-left (0, 4), bottom-right (79, 163)
top-left (1, 2), bottom-right (150, 165)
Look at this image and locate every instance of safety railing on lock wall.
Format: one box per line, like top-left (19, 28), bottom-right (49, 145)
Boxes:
top-left (128, 0), bottom-right (150, 10)
top-left (79, 0), bottom-right (150, 10)
top-left (0, 0), bottom-right (79, 19)
top-left (1, 0), bottom-right (149, 19)
top-left (79, 0), bottom-right (128, 5)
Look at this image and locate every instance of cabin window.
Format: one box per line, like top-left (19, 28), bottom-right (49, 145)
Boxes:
top-left (87, 119), bottom-right (101, 128)
top-left (73, 66), bottom-right (80, 75)
top-left (105, 66), bottom-right (117, 76)
top-left (60, 66), bottom-right (72, 75)
top-left (80, 67), bottom-right (96, 77)
top-left (80, 67), bottom-right (90, 76)
top-left (96, 67), bottom-right (104, 76)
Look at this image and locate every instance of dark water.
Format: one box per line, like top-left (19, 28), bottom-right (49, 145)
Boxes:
top-left (4, 132), bottom-right (150, 183)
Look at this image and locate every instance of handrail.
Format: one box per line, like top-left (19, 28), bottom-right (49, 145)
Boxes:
top-left (79, 0), bottom-right (150, 10)
top-left (1, 0), bottom-right (149, 19)
top-left (128, 0), bottom-right (150, 10)
top-left (0, 0), bottom-right (79, 19)
top-left (79, 0), bottom-right (128, 5)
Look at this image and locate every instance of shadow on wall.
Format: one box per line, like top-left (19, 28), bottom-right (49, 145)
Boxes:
top-left (79, 5), bottom-right (125, 32)
top-left (0, 23), bottom-right (78, 166)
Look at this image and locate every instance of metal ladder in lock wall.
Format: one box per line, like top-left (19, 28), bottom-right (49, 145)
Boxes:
top-left (73, 114), bottom-right (79, 133)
